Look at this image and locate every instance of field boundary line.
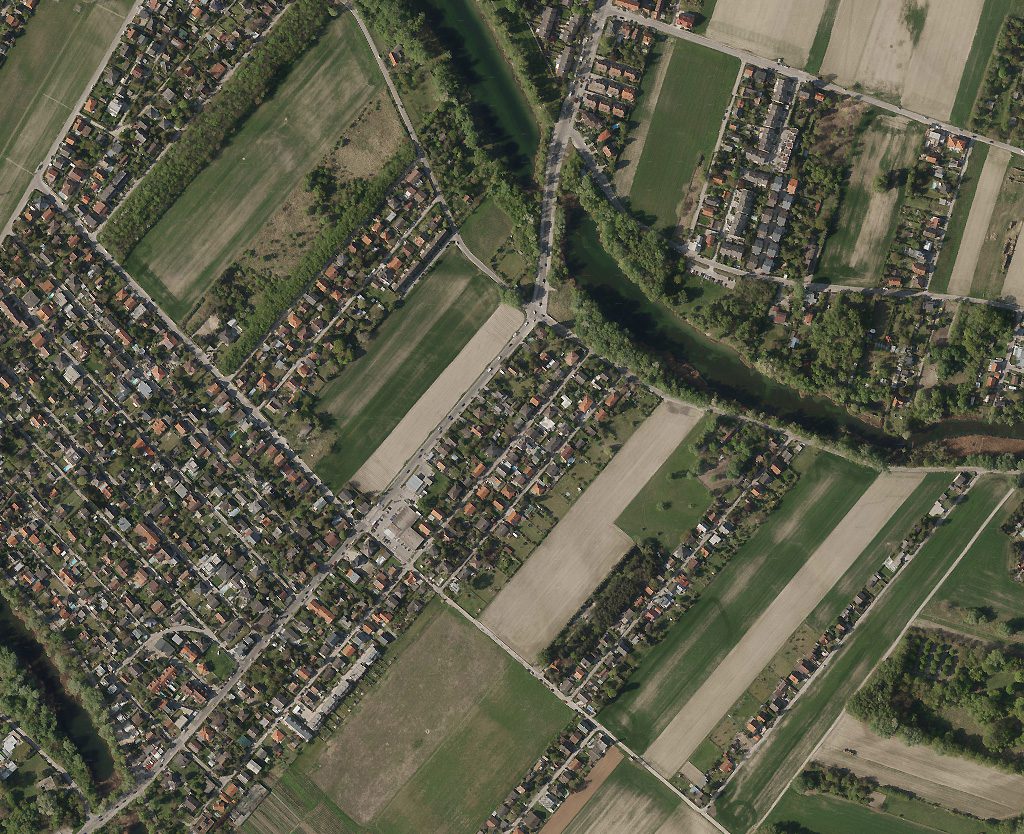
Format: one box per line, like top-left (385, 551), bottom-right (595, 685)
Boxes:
top-left (749, 483), bottom-right (1015, 832)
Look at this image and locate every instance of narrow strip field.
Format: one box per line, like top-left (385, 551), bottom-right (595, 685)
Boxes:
top-left (929, 143), bottom-right (990, 293)
top-left (481, 401), bottom-right (705, 660)
top-left (351, 303), bottom-right (524, 492)
top-left (644, 471), bottom-right (925, 777)
top-left (625, 40), bottom-right (738, 233)
top-left (539, 747), bottom-right (624, 834)
top-left (313, 249), bottom-right (499, 490)
top-left (599, 451), bottom-right (875, 753)
top-left (817, 712), bottom-right (1024, 819)
top-left (706, 0), bottom-right (827, 68)
top-left (0, 0), bottom-right (135, 226)
top-left (946, 146), bottom-right (1011, 296)
top-left (124, 12), bottom-right (383, 322)
top-left (713, 476), bottom-right (1014, 834)
top-left (615, 38), bottom-right (674, 197)
top-left (563, 758), bottom-right (719, 834)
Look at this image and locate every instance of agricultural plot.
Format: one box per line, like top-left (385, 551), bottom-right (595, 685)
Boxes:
top-left (599, 451), bottom-right (875, 753)
top-left (821, 0), bottom-right (984, 120)
top-left (615, 414), bottom-right (715, 550)
top-left (921, 489), bottom-right (1024, 642)
top-left (713, 476), bottom-right (1014, 834)
top-left (929, 143), bottom-right (990, 293)
top-left (706, 0), bottom-right (828, 68)
top-left (623, 39), bottom-right (739, 233)
top-left (949, 0), bottom-right (1023, 125)
top-left (0, 0), bottom-right (136, 227)
top-left (817, 115), bottom-right (922, 285)
top-left (562, 758), bottom-right (718, 834)
top-left (481, 401), bottom-right (705, 659)
top-left (643, 471), bottom-right (925, 778)
top-left (124, 13), bottom-right (385, 323)
top-left (295, 600), bottom-right (570, 834)
top-left (310, 249), bottom-right (499, 490)
top-left (351, 303), bottom-right (524, 492)
top-left (817, 712), bottom-right (1024, 819)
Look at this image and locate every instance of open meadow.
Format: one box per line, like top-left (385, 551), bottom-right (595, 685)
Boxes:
top-left (821, 0), bottom-right (984, 119)
top-left (622, 39), bottom-right (738, 233)
top-left (124, 13), bottom-right (384, 323)
top-left (481, 400), bottom-right (705, 660)
top-left (310, 248), bottom-right (499, 490)
top-left (706, 0), bottom-right (828, 68)
top-left (644, 472), bottom-right (926, 778)
top-left (817, 712), bottom-right (1024, 819)
top-left (599, 451), bottom-right (875, 753)
top-left (270, 600), bottom-right (570, 834)
top-left (0, 0), bottom-right (135, 227)
top-left (818, 114), bottom-right (921, 285)
top-left (562, 758), bottom-right (718, 834)
top-left (713, 475), bottom-right (1015, 833)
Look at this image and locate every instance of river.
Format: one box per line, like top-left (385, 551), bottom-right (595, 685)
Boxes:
top-left (0, 595), bottom-right (114, 784)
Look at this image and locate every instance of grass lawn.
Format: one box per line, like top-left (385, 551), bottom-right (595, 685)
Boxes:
top-left (626, 39), bottom-right (738, 232)
top-left (280, 600), bottom-right (570, 834)
top-left (929, 142), bottom-right (991, 294)
top-left (767, 788), bottom-right (988, 834)
top-left (968, 158), bottom-right (1024, 299)
top-left (124, 13), bottom-right (383, 323)
top-left (922, 487), bottom-right (1024, 642)
top-left (459, 196), bottom-right (516, 279)
top-left (0, 0), bottom-right (135, 226)
top-left (804, 0), bottom-right (841, 73)
top-left (714, 475), bottom-right (1014, 833)
top-left (599, 450), bottom-right (876, 752)
top-left (949, 0), bottom-right (1024, 127)
top-left (312, 248), bottom-right (499, 489)
top-left (615, 414), bottom-right (715, 549)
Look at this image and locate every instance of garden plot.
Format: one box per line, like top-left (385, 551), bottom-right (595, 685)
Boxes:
top-left (481, 401), bottom-right (705, 660)
top-left (817, 712), bottom-right (1024, 819)
top-left (821, 0), bottom-right (984, 120)
top-left (643, 471), bottom-right (924, 777)
top-left (706, 0), bottom-right (828, 68)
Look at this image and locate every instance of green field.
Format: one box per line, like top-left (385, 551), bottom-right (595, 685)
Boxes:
top-left (817, 117), bottom-right (923, 285)
top-left (312, 248), bottom-right (499, 489)
top-left (563, 757), bottom-right (702, 834)
top-left (922, 488), bottom-right (1024, 642)
top-left (260, 600), bottom-right (570, 834)
top-left (124, 13), bottom-right (384, 323)
top-left (0, 0), bottom-right (134, 226)
top-left (967, 158), bottom-right (1024, 299)
top-left (615, 414), bottom-right (715, 549)
top-left (929, 142), bottom-right (991, 294)
top-left (767, 788), bottom-right (989, 834)
top-left (626, 39), bottom-right (738, 231)
top-left (459, 196), bottom-right (528, 286)
top-left (599, 450), bottom-right (876, 752)
top-left (714, 476), bottom-right (1014, 833)
top-left (804, 0), bottom-right (841, 74)
top-left (949, 0), bottom-right (1024, 127)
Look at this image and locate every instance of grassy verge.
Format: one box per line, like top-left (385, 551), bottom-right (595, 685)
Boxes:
top-left (928, 142), bottom-right (990, 294)
top-left (713, 475), bottom-right (1013, 833)
top-left (599, 450), bottom-right (876, 752)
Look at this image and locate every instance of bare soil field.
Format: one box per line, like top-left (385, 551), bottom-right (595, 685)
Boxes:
top-left (947, 147), bottom-right (1011, 296)
top-left (706, 0), bottom-right (827, 68)
top-left (644, 471), bottom-right (925, 777)
top-left (817, 712), bottom-right (1024, 819)
top-left (482, 401), bottom-right (705, 660)
top-left (614, 40), bottom-right (674, 196)
top-left (540, 748), bottom-right (624, 834)
top-left (351, 303), bottom-right (524, 492)
top-left (821, 0), bottom-right (983, 120)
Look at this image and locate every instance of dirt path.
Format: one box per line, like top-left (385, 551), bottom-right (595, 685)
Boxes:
top-left (643, 472), bottom-right (925, 777)
top-left (351, 304), bottom-right (523, 492)
top-left (947, 147), bottom-right (1011, 296)
top-left (706, 0), bottom-right (827, 68)
top-left (615, 41), bottom-right (674, 196)
top-left (817, 712), bottom-right (1024, 819)
top-left (482, 401), bottom-right (705, 660)
top-left (540, 748), bottom-right (625, 834)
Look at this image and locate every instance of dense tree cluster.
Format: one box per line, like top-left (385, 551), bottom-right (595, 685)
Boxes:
top-left (100, 0), bottom-right (336, 260)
